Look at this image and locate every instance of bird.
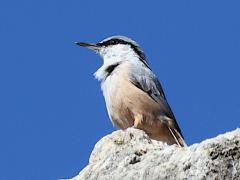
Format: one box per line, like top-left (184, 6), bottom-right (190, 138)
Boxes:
top-left (75, 35), bottom-right (186, 147)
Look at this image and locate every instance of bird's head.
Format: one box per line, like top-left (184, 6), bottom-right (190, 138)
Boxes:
top-left (75, 36), bottom-right (147, 65)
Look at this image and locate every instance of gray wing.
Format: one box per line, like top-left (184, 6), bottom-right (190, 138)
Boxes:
top-left (129, 65), bottom-right (184, 138)
top-left (129, 65), bottom-right (174, 117)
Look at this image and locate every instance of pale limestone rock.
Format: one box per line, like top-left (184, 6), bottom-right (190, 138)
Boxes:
top-left (71, 128), bottom-right (240, 180)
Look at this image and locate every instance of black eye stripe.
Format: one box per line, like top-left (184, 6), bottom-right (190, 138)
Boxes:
top-left (96, 38), bottom-right (124, 46)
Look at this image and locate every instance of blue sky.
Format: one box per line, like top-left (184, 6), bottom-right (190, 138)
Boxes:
top-left (0, 1), bottom-right (239, 179)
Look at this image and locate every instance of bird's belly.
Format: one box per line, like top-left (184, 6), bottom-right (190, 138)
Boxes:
top-left (102, 76), bottom-right (134, 129)
top-left (102, 75), bottom-right (161, 130)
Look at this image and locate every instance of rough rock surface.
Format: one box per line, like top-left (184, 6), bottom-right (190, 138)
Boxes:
top-left (71, 128), bottom-right (240, 180)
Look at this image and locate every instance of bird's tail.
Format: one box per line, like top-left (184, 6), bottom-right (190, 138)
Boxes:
top-left (168, 127), bottom-right (187, 147)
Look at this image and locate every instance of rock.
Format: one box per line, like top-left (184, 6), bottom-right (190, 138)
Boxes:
top-left (71, 128), bottom-right (240, 180)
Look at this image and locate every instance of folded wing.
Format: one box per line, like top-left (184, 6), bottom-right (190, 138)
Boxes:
top-left (129, 64), bottom-right (186, 146)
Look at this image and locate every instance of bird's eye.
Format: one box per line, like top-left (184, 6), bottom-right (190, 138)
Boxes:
top-left (111, 40), bottom-right (115, 44)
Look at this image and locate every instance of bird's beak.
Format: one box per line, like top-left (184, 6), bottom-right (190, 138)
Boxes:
top-left (75, 42), bottom-right (101, 52)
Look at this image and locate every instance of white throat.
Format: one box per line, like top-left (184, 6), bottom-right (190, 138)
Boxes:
top-left (94, 44), bottom-right (139, 81)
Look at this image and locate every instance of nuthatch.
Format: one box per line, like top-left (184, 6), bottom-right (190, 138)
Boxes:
top-left (76, 36), bottom-right (186, 147)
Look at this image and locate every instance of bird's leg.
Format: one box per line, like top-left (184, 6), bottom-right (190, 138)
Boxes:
top-left (133, 114), bottom-right (143, 128)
